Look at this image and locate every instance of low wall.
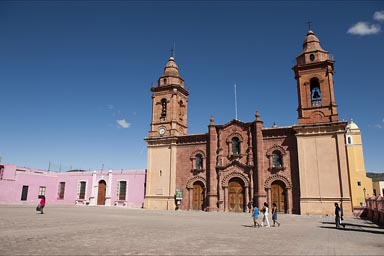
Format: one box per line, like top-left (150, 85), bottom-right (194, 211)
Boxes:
top-left (359, 196), bottom-right (384, 226)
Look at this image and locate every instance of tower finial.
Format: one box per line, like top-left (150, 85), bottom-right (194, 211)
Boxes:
top-left (170, 43), bottom-right (176, 58)
top-left (306, 21), bottom-right (313, 31)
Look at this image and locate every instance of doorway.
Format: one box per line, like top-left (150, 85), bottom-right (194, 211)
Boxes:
top-left (271, 180), bottom-right (286, 212)
top-left (228, 178), bottom-right (245, 212)
top-left (192, 181), bottom-right (205, 211)
top-left (97, 180), bottom-right (106, 205)
top-left (21, 185), bottom-right (29, 201)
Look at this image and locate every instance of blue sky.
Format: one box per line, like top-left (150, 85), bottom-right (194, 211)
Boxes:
top-left (0, 1), bottom-right (383, 172)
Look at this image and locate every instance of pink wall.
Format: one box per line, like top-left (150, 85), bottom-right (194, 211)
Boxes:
top-left (0, 164), bottom-right (145, 208)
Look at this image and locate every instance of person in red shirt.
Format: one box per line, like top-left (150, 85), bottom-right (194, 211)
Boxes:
top-left (38, 196), bottom-right (46, 214)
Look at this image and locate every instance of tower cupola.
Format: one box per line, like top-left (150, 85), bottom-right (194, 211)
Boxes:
top-left (296, 30), bottom-right (331, 66)
top-left (158, 57), bottom-right (184, 87)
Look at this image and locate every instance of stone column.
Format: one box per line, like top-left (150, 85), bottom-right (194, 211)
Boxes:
top-left (207, 116), bottom-right (218, 211)
top-left (224, 186), bottom-right (228, 212)
top-left (203, 187), bottom-right (208, 211)
top-left (245, 186), bottom-right (249, 210)
top-left (266, 188), bottom-right (271, 207)
top-left (89, 170), bottom-right (97, 206)
top-left (106, 170), bottom-right (113, 206)
top-left (254, 111), bottom-right (266, 208)
top-left (249, 170), bottom-right (254, 202)
top-left (286, 188), bottom-right (292, 214)
top-left (188, 188), bottom-right (192, 211)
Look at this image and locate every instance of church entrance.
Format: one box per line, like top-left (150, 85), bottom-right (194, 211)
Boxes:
top-left (97, 180), bottom-right (106, 205)
top-left (271, 180), bottom-right (286, 212)
top-left (228, 178), bottom-right (245, 212)
top-left (192, 181), bottom-right (205, 211)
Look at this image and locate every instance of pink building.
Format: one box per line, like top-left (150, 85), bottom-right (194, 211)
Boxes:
top-left (0, 164), bottom-right (145, 208)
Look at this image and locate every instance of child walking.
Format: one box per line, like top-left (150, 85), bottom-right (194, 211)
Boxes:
top-left (252, 205), bottom-right (261, 228)
top-left (271, 203), bottom-right (281, 227)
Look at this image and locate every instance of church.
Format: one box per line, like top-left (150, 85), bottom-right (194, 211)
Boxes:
top-left (143, 30), bottom-right (356, 215)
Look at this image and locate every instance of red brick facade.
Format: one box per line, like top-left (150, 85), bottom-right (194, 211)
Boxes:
top-left (145, 30), bottom-right (353, 215)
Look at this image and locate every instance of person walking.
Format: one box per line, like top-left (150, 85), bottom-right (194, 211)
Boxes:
top-left (247, 201), bottom-right (253, 213)
top-left (252, 205), bottom-right (261, 228)
top-left (271, 203), bottom-right (281, 227)
top-left (261, 202), bottom-right (270, 227)
top-left (334, 202), bottom-right (345, 229)
top-left (38, 195), bottom-right (46, 214)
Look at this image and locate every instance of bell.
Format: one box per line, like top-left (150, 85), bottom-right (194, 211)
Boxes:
top-left (312, 89), bottom-right (320, 99)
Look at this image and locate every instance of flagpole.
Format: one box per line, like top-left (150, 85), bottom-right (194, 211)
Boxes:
top-left (234, 83), bottom-right (238, 120)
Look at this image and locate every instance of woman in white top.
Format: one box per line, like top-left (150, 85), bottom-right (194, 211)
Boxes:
top-left (261, 202), bottom-right (271, 227)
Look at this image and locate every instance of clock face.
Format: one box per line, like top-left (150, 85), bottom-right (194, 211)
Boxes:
top-left (159, 128), bottom-right (165, 135)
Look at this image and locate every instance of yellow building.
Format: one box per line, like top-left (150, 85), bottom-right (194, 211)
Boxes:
top-left (345, 120), bottom-right (373, 208)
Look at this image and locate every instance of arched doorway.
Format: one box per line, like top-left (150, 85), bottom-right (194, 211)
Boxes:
top-left (228, 177), bottom-right (245, 212)
top-left (97, 180), bottom-right (106, 205)
top-left (271, 180), bottom-right (286, 212)
top-left (192, 181), bottom-right (205, 211)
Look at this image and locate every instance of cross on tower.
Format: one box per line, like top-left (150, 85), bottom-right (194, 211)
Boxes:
top-left (306, 21), bottom-right (313, 31)
top-left (169, 44), bottom-right (176, 58)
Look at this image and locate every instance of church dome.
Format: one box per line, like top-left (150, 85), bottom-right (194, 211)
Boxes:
top-left (163, 57), bottom-right (179, 77)
top-left (346, 119), bottom-right (359, 130)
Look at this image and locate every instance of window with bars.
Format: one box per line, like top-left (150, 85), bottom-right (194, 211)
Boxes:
top-left (78, 181), bottom-right (86, 200)
top-left (195, 154), bottom-right (203, 170)
top-left (272, 150), bottom-right (283, 168)
top-left (58, 182), bottom-right (65, 200)
top-left (38, 186), bottom-right (46, 197)
top-left (232, 137), bottom-right (240, 155)
top-left (118, 181), bottom-right (127, 200)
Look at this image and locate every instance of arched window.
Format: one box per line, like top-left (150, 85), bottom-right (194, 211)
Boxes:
top-left (161, 98), bottom-right (167, 118)
top-left (232, 137), bottom-right (240, 155)
top-left (272, 150), bottom-right (282, 168)
top-left (310, 78), bottom-right (321, 107)
top-left (195, 154), bottom-right (203, 170)
top-left (347, 136), bottom-right (352, 144)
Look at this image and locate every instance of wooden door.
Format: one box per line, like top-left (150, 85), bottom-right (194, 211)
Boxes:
top-left (192, 182), bottom-right (204, 211)
top-left (97, 180), bottom-right (106, 205)
top-left (228, 178), bottom-right (244, 212)
top-left (271, 182), bottom-right (285, 212)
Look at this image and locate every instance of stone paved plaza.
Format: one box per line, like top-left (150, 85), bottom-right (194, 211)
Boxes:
top-left (0, 204), bottom-right (383, 255)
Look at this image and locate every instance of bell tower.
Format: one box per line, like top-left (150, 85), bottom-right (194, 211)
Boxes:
top-left (148, 57), bottom-right (189, 138)
top-left (144, 56), bottom-right (189, 210)
top-left (293, 30), bottom-right (338, 125)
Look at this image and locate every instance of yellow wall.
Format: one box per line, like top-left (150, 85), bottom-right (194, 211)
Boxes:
top-left (345, 122), bottom-right (373, 208)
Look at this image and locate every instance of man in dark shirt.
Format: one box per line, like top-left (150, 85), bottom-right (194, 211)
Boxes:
top-left (334, 202), bottom-right (345, 229)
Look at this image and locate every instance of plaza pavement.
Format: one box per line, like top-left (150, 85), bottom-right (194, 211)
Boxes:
top-left (0, 204), bottom-right (383, 255)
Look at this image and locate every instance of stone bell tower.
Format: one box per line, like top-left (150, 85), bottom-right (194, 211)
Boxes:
top-left (293, 30), bottom-right (338, 125)
top-left (144, 56), bottom-right (189, 210)
top-left (148, 57), bottom-right (189, 138)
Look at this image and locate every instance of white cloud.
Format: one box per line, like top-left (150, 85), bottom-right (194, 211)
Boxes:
top-left (107, 104), bottom-right (114, 110)
top-left (374, 10), bottom-right (384, 21)
top-left (116, 119), bottom-right (131, 128)
top-left (369, 118), bottom-right (384, 129)
top-left (347, 22), bottom-right (381, 35)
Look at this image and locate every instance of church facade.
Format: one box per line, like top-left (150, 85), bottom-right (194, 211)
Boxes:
top-left (144, 30), bottom-right (353, 215)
